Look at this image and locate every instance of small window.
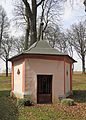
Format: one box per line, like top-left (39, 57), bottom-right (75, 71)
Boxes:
top-left (66, 70), bottom-right (68, 76)
top-left (17, 69), bottom-right (20, 75)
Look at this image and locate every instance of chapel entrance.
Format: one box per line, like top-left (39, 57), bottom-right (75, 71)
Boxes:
top-left (37, 75), bottom-right (52, 103)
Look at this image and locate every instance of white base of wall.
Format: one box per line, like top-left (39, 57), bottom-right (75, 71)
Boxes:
top-left (11, 90), bottom-right (73, 104)
top-left (12, 91), bottom-right (23, 98)
top-left (65, 91), bottom-right (73, 97)
top-left (11, 91), bottom-right (32, 100)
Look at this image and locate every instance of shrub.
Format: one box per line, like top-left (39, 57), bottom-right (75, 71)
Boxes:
top-left (17, 98), bottom-right (33, 107)
top-left (73, 90), bottom-right (77, 95)
top-left (61, 98), bottom-right (74, 106)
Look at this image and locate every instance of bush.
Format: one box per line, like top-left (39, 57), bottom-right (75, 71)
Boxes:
top-left (17, 98), bottom-right (33, 107)
top-left (73, 90), bottom-right (77, 95)
top-left (61, 98), bottom-right (74, 106)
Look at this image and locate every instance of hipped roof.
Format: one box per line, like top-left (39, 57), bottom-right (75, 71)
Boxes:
top-left (9, 40), bottom-right (76, 62)
top-left (24, 40), bottom-right (66, 55)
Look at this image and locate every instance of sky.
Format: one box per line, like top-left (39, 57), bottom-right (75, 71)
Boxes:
top-left (0, 0), bottom-right (86, 72)
top-left (63, 0), bottom-right (85, 28)
top-left (62, 0), bottom-right (86, 71)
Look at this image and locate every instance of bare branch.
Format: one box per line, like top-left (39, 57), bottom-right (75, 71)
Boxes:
top-left (37, 0), bottom-right (45, 7)
top-left (22, 0), bottom-right (32, 18)
top-left (1, 57), bottom-right (6, 62)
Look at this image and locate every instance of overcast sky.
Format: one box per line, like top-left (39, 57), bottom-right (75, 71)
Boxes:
top-left (63, 0), bottom-right (85, 28)
top-left (0, 0), bottom-right (86, 72)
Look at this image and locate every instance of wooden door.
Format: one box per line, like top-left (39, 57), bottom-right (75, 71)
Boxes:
top-left (37, 75), bottom-right (52, 104)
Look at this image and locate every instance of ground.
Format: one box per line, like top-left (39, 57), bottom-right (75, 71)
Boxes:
top-left (0, 73), bottom-right (86, 120)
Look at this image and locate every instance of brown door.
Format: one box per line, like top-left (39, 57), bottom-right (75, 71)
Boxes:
top-left (37, 75), bottom-right (52, 104)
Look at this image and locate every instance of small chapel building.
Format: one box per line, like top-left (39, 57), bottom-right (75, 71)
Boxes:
top-left (9, 40), bottom-right (76, 103)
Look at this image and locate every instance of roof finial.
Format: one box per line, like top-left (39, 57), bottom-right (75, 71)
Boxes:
top-left (41, 22), bottom-right (44, 40)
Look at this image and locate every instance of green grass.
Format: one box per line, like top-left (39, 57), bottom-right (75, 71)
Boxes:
top-left (0, 75), bottom-right (11, 91)
top-left (72, 73), bottom-right (86, 103)
top-left (0, 74), bottom-right (86, 120)
top-left (0, 75), bottom-right (18, 120)
top-left (73, 74), bottom-right (86, 90)
top-left (0, 96), bottom-right (18, 120)
top-left (18, 105), bottom-right (82, 120)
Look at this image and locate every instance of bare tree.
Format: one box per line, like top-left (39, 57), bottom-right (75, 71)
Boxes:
top-left (13, 1), bottom-right (30, 50)
top-left (0, 5), bottom-right (11, 76)
top-left (13, 0), bottom-right (65, 48)
top-left (13, 36), bottom-right (25, 53)
top-left (37, 0), bottom-right (63, 41)
top-left (0, 5), bottom-right (10, 55)
top-left (67, 22), bottom-right (86, 73)
top-left (1, 35), bottom-right (13, 77)
top-left (21, 0), bottom-right (38, 46)
top-left (45, 25), bottom-right (60, 48)
top-left (45, 24), bottom-right (68, 53)
top-left (13, 0), bottom-right (38, 48)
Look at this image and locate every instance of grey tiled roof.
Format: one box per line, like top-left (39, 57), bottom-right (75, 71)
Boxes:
top-left (23, 40), bottom-right (67, 55)
top-left (9, 40), bottom-right (76, 62)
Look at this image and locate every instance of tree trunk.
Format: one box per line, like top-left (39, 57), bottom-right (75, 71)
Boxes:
top-left (6, 57), bottom-right (8, 77)
top-left (24, 8), bottom-right (30, 50)
top-left (0, 21), bottom-right (4, 53)
top-left (0, 19), bottom-right (4, 49)
top-left (38, 24), bottom-right (42, 41)
top-left (38, 1), bottom-right (44, 41)
top-left (82, 55), bottom-right (85, 73)
top-left (24, 27), bottom-right (29, 50)
top-left (22, 0), bottom-right (45, 46)
top-left (30, 0), bottom-right (37, 46)
top-left (30, 19), bottom-right (37, 46)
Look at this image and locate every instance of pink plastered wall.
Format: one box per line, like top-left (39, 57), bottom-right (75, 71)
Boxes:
top-left (13, 60), bottom-right (23, 98)
top-left (25, 58), bottom-right (65, 103)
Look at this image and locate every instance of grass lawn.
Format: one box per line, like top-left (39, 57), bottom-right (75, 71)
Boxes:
top-left (0, 74), bottom-right (86, 120)
top-left (73, 74), bottom-right (86, 103)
